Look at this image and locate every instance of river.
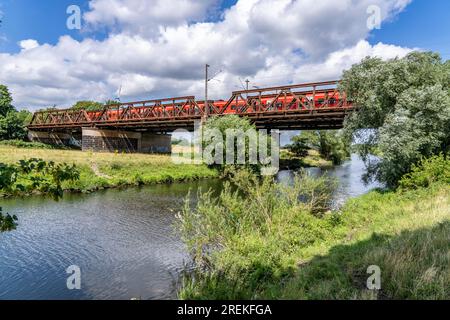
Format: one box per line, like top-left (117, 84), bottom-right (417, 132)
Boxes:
top-left (0, 155), bottom-right (380, 300)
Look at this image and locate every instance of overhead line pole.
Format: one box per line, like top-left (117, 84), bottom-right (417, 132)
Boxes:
top-left (205, 64), bottom-right (210, 119)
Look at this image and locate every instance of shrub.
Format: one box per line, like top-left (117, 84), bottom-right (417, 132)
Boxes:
top-left (0, 140), bottom-right (60, 149)
top-left (399, 154), bottom-right (450, 190)
top-left (177, 170), bottom-right (338, 298)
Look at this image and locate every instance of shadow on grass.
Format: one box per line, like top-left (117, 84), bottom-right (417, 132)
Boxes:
top-left (181, 221), bottom-right (449, 300)
top-left (277, 221), bottom-right (450, 300)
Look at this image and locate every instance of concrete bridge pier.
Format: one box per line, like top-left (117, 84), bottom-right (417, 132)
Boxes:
top-left (28, 130), bottom-right (81, 147)
top-left (28, 128), bottom-right (172, 154)
top-left (81, 128), bottom-right (171, 154)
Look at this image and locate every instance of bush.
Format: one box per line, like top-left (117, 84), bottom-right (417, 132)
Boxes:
top-left (399, 154), bottom-right (450, 190)
top-left (177, 170), bottom-right (338, 298)
top-left (0, 140), bottom-right (60, 149)
top-left (0, 207), bottom-right (18, 232)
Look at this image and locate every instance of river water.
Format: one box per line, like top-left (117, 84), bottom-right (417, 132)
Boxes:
top-left (0, 155), bottom-right (379, 300)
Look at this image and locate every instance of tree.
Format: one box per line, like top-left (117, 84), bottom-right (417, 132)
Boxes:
top-left (71, 100), bottom-right (104, 111)
top-left (0, 85), bottom-right (14, 117)
top-left (0, 110), bottom-right (32, 140)
top-left (340, 51), bottom-right (450, 188)
top-left (288, 134), bottom-right (311, 157)
top-left (202, 115), bottom-right (273, 175)
top-left (288, 130), bottom-right (351, 165)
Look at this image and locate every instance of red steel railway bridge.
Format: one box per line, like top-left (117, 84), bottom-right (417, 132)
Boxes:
top-left (27, 80), bottom-right (355, 153)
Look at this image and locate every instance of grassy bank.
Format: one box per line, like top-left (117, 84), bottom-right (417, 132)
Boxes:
top-left (0, 146), bottom-right (218, 196)
top-left (178, 170), bottom-right (450, 300)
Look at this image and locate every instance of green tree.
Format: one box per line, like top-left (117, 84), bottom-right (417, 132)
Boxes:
top-left (340, 51), bottom-right (450, 188)
top-left (0, 110), bottom-right (32, 140)
top-left (71, 100), bottom-right (104, 111)
top-left (288, 134), bottom-right (311, 157)
top-left (0, 85), bottom-right (14, 117)
top-left (289, 130), bottom-right (350, 165)
top-left (202, 115), bottom-right (273, 175)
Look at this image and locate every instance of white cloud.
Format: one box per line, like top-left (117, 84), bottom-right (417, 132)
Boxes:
top-left (19, 39), bottom-right (40, 51)
top-left (84, 0), bottom-right (219, 36)
top-left (0, 0), bottom-right (414, 110)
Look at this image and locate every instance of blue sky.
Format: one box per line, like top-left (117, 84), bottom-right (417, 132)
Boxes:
top-left (1, 0), bottom-right (449, 58)
top-left (0, 0), bottom-right (448, 109)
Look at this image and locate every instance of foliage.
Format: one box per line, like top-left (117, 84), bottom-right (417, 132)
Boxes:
top-left (0, 140), bottom-right (63, 149)
top-left (340, 51), bottom-right (450, 188)
top-left (0, 158), bottom-right (80, 232)
top-left (0, 84), bottom-right (32, 141)
top-left (0, 207), bottom-right (18, 232)
top-left (178, 166), bottom-right (450, 300)
top-left (0, 110), bottom-right (32, 140)
top-left (0, 145), bottom-right (218, 196)
top-left (288, 130), bottom-right (351, 165)
top-left (71, 100), bottom-right (105, 111)
top-left (0, 85), bottom-right (14, 117)
top-left (287, 134), bottom-right (310, 157)
top-left (0, 158), bottom-right (80, 199)
top-left (399, 154), bottom-right (450, 190)
top-left (177, 170), bottom-right (338, 297)
top-left (202, 115), bottom-right (273, 175)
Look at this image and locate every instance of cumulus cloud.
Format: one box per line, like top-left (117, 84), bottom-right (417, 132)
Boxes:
top-left (84, 0), bottom-right (220, 36)
top-left (0, 0), bottom-right (414, 110)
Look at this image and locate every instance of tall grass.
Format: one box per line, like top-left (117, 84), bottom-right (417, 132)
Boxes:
top-left (177, 164), bottom-right (450, 300)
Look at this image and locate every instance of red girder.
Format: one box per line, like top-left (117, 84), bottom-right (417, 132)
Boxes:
top-left (28, 80), bottom-right (354, 131)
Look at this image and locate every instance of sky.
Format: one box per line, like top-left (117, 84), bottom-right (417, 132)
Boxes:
top-left (0, 0), bottom-right (449, 111)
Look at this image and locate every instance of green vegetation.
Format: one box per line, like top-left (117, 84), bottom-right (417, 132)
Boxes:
top-left (287, 130), bottom-right (351, 165)
top-left (0, 158), bottom-right (79, 231)
top-left (399, 154), bottom-right (450, 190)
top-left (0, 85), bottom-right (32, 140)
top-left (71, 100), bottom-right (105, 111)
top-left (177, 156), bottom-right (450, 300)
top-left (341, 51), bottom-right (450, 188)
top-left (0, 139), bottom-right (69, 150)
top-left (202, 115), bottom-right (274, 175)
top-left (0, 207), bottom-right (18, 232)
top-left (0, 145), bottom-right (218, 197)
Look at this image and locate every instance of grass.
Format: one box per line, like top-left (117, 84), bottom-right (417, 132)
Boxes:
top-left (178, 172), bottom-right (450, 300)
top-left (0, 145), bottom-right (218, 196)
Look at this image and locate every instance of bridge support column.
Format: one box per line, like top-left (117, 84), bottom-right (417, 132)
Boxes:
top-left (81, 128), bottom-right (171, 154)
top-left (28, 131), bottom-right (76, 147)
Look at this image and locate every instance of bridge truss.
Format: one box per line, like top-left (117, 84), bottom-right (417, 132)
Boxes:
top-left (28, 80), bottom-right (354, 132)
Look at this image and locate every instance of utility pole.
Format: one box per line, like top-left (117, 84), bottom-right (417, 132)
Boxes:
top-left (245, 79), bottom-right (250, 99)
top-left (205, 64), bottom-right (210, 119)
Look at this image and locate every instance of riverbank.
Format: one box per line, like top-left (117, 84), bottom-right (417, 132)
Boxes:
top-left (0, 145), bottom-right (218, 197)
top-left (179, 173), bottom-right (450, 299)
